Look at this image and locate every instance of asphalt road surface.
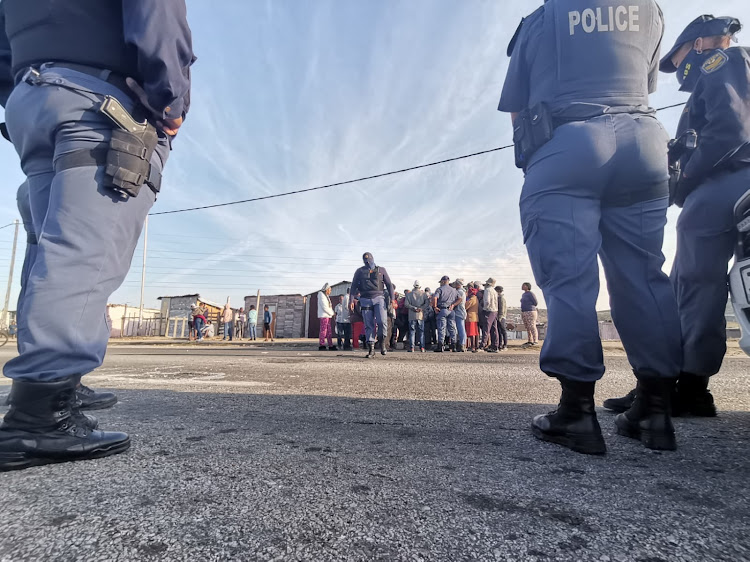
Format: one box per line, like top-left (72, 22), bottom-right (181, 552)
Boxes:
top-left (0, 344), bottom-right (748, 562)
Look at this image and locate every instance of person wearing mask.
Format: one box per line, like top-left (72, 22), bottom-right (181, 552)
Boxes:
top-left (335, 289), bottom-right (352, 351)
top-left (221, 304), bottom-right (234, 341)
top-left (520, 283), bottom-right (539, 348)
top-left (495, 286), bottom-right (508, 351)
top-left (350, 252), bottom-right (396, 358)
top-left (317, 283), bottom-right (335, 351)
top-left (405, 281), bottom-right (429, 352)
top-left (465, 283), bottom-right (481, 352)
top-left (263, 305), bottom-right (274, 342)
top-left (431, 276), bottom-right (459, 352)
top-left (481, 278), bottom-right (499, 352)
top-left (247, 305), bottom-right (258, 341)
top-left (499, 0), bottom-right (682, 455)
top-left (452, 279), bottom-right (468, 352)
top-left (605, 15), bottom-right (749, 419)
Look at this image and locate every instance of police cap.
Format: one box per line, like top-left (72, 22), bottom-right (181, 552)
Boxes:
top-left (660, 15), bottom-right (742, 73)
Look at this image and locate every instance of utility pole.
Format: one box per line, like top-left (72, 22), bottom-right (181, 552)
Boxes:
top-left (138, 216), bottom-right (148, 330)
top-left (2, 220), bottom-right (19, 329)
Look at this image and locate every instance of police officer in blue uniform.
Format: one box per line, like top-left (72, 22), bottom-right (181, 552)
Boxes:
top-left (499, 0), bottom-right (682, 455)
top-left (0, 0), bottom-right (195, 471)
top-left (431, 276), bottom-right (459, 352)
top-left (605, 15), bottom-right (748, 418)
top-left (350, 252), bottom-right (396, 358)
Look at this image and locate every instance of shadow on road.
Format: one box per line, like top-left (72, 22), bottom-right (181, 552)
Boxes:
top-left (1, 389), bottom-right (749, 561)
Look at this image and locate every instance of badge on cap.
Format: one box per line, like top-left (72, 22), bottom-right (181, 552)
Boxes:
top-left (701, 50), bottom-right (729, 74)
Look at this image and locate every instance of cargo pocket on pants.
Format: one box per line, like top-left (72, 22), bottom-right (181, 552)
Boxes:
top-left (522, 213), bottom-right (550, 288)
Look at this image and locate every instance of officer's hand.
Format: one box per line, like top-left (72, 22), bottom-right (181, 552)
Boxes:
top-left (161, 117), bottom-right (183, 136)
top-left (349, 302), bottom-right (355, 312)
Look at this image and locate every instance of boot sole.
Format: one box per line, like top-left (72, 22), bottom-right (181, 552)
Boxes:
top-left (79, 396), bottom-right (118, 411)
top-left (531, 425), bottom-right (606, 455)
top-left (615, 418), bottom-right (676, 451)
top-left (0, 437), bottom-right (131, 472)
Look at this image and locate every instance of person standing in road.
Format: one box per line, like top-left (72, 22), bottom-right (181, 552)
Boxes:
top-left (452, 279), bottom-right (467, 352)
top-left (350, 252), bottom-right (396, 358)
top-left (0, 0), bottom-right (195, 471)
top-left (499, 0), bottom-right (682, 455)
top-left (405, 281), bottom-right (429, 352)
top-left (605, 15), bottom-right (749, 419)
top-left (317, 283), bottom-right (335, 351)
top-left (495, 286), bottom-right (508, 351)
top-left (335, 289), bottom-right (352, 351)
top-left (422, 287), bottom-right (437, 350)
top-left (481, 278), bottom-right (499, 352)
top-left (465, 283), bottom-right (480, 352)
top-left (431, 276), bottom-right (459, 352)
top-left (222, 304), bottom-right (234, 341)
top-left (263, 305), bottom-right (274, 342)
top-left (520, 283), bottom-right (539, 348)
top-left (192, 304), bottom-right (206, 342)
top-left (235, 307), bottom-right (246, 340)
top-left (247, 306), bottom-right (258, 341)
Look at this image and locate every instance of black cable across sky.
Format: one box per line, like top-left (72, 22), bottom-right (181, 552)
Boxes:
top-left (149, 102), bottom-right (687, 217)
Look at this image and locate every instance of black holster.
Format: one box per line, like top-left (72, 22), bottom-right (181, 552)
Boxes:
top-left (513, 102), bottom-right (554, 171)
top-left (105, 124), bottom-right (160, 198)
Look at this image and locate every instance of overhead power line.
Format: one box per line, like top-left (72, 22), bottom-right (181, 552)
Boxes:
top-left (149, 102), bottom-right (687, 217)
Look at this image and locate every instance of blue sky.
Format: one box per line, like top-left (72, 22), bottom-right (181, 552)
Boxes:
top-left (1, 0), bottom-right (749, 313)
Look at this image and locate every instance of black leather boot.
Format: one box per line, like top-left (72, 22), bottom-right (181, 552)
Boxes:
top-left (0, 377), bottom-right (130, 472)
top-left (7, 386), bottom-right (97, 429)
top-left (673, 373), bottom-right (717, 417)
top-left (366, 342), bottom-right (375, 359)
top-left (531, 378), bottom-right (606, 455)
top-left (602, 388), bottom-right (637, 413)
top-left (76, 383), bottom-right (117, 411)
top-left (379, 337), bottom-right (387, 356)
top-left (615, 377), bottom-right (677, 451)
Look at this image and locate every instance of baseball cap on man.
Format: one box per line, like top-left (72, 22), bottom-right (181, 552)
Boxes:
top-left (484, 277), bottom-right (496, 286)
top-left (440, 275), bottom-right (450, 282)
top-left (660, 15), bottom-right (742, 72)
top-left (413, 280), bottom-right (421, 288)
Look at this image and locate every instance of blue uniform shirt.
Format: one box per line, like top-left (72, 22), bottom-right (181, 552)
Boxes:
top-left (0, 0), bottom-right (194, 120)
top-left (434, 285), bottom-right (458, 308)
top-left (499, 0), bottom-right (663, 117)
top-left (675, 47), bottom-right (750, 204)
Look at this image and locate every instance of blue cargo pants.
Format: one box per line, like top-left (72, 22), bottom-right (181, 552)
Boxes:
top-left (3, 66), bottom-right (169, 381)
top-left (520, 113), bottom-right (682, 382)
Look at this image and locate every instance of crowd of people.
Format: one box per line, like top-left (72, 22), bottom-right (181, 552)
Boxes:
top-left (187, 303), bottom-right (274, 342)
top-left (317, 276), bottom-right (540, 354)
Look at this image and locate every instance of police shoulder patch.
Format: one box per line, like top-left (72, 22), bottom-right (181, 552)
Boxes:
top-left (701, 50), bottom-right (729, 75)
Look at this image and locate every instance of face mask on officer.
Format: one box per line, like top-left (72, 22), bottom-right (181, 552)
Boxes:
top-left (675, 49), bottom-right (717, 92)
top-left (363, 252), bottom-right (375, 270)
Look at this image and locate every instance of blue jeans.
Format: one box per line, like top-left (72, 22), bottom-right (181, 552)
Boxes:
top-left (436, 308), bottom-right (457, 346)
top-left (454, 315), bottom-right (467, 347)
top-left (3, 66), bottom-right (169, 381)
top-left (194, 317), bottom-right (205, 341)
top-left (360, 295), bottom-right (388, 343)
top-left (223, 323), bottom-right (233, 340)
top-left (520, 113), bottom-right (681, 382)
top-left (248, 324), bottom-right (257, 339)
top-left (408, 319), bottom-right (424, 350)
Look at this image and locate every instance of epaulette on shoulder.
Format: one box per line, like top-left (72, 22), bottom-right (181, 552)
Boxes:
top-left (700, 50), bottom-right (730, 75)
top-left (507, 6), bottom-right (544, 57)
